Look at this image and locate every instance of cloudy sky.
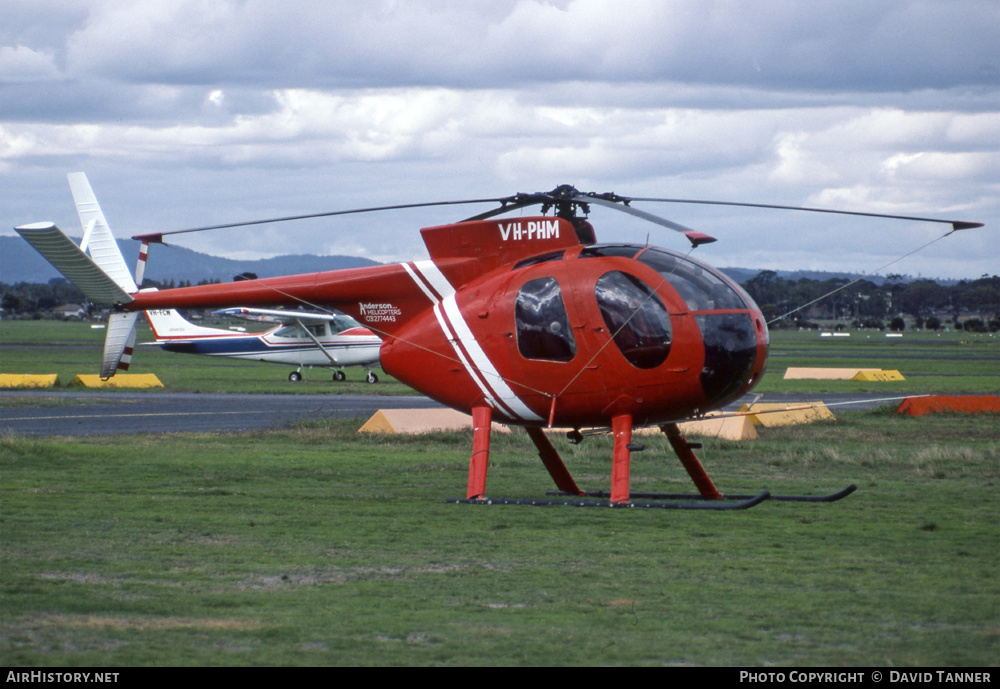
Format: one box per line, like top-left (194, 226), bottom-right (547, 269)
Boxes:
top-left (2, 0), bottom-right (998, 280)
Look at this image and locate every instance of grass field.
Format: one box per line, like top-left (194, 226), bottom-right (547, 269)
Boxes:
top-left (1, 320), bottom-right (998, 666)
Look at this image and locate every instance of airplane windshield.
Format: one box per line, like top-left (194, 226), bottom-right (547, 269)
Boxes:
top-left (331, 315), bottom-right (362, 333)
top-left (272, 318), bottom-right (362, 338)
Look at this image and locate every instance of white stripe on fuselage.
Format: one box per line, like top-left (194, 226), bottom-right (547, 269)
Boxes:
top-left (413, 260), bottom-right (453, 299)
top-left (401, 262), bottom-right (439, 303)
top-left (406, 261), bottom-right (542, 422)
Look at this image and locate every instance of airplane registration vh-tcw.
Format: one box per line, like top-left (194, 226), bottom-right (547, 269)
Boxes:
top-left (143, 307), bottom-right (382, 383)
top-left (15, 173), bottom-right (985, 509)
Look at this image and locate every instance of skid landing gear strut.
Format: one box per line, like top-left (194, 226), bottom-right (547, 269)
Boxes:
top-left (445, 412), bottom-right (856, 511)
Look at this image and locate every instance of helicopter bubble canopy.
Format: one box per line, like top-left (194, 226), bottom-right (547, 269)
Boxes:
top-left (577, 243), bottom-right (760, 313)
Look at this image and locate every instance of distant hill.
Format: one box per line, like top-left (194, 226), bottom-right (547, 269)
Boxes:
top-left (1, 235), bottom-right (379, 285)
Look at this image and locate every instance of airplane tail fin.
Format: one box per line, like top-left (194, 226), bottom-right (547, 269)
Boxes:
top-left (15, 173), bottom-right (143, 379)
top-left (144, 307), bottom-right (237, 340)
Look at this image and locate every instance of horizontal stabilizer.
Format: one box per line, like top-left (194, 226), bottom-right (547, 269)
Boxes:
top-left (15, 223), bottom-right (134, 305)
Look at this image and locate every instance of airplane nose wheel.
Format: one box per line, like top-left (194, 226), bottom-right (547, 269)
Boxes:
top-left (366, 370), bottom-right (379, 384)
top-left (288, 371), bottom-right (303, 382)
top-left (333, 370), bottom-right (346, 382)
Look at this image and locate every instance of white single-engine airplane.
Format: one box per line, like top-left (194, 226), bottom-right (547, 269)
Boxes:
top-left (144, 307), bottom-right (383, 382)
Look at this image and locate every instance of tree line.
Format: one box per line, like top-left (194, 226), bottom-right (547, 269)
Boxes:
top-left (1, 277), bottom-right (220, 319)
top-left (740, 271), bottom-right (1000, 332)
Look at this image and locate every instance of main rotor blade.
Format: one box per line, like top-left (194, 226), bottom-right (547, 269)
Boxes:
top-left (462, 196), bottom-right (546, 222)
top-left (624, 197), bottom-right (984, 232)
top-left (132, 197), bottom-right (511, 242)
top-left (578, 195), bottom-right (717, 247)
top-left (128, 183), bottom-right (984, 246)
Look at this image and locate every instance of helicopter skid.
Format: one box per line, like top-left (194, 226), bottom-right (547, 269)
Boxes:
top-left (447, 491), bottom-right (771, 510)
top-left (547, 483), bottom-right (857, 504)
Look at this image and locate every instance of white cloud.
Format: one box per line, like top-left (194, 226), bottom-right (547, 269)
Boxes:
top-left (1, 0), bottom-right (997, 279)
top-left (0, 45), bottom-right (63, 82)
top-left (40, 1), bottom-right (998, 91)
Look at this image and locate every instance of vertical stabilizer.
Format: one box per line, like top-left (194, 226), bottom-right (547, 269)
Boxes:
top-left (67, 172), bottom-right (138, 294)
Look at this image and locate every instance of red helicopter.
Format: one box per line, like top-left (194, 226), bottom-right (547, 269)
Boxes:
top-left (16, 179), bottom-right (984, 509)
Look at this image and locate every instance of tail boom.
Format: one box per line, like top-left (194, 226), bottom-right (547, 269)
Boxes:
top-left (125, 262), bottom-right (452, 338)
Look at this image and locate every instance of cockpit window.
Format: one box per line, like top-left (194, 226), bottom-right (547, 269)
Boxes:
top-left (273, 321), bottom-right (339, 339)
top-left (515, 277), bottom-right (577, 362)
top-left (696, 313), bottom-right (758, 404)
top-left (331, 314), bottom-right (362, 333)
top-left (273, 325), bottom-right (300, 339)
top-left (594, 271), bottom-right (672, 369)
top-left (637, 248), bottom-right (749, 311)
top-left (579, 245), bottom-right (641, 260)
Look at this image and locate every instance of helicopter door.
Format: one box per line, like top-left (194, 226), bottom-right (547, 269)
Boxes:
top-left (512, 276), bottom-right (577, 363)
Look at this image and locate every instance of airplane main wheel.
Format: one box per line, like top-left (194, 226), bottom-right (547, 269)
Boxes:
top-left (289, 371), bottom-right (303, 382)
top-left (333, 371), bottom-right (346, 382)
top-left (366, 371), bottom-right (379, 384)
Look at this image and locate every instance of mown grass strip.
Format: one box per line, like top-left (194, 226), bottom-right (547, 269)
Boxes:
top-left (2, 412), bottom-right (997, 666)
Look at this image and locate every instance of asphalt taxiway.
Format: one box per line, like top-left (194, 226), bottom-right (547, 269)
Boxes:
top-left (0, 392), bottom-right (444, 436)
top-left (1, 391), bottom-right (915, 437)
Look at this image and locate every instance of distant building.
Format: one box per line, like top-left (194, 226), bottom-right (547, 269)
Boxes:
top-left (53, 303), bottom-right (87, 319)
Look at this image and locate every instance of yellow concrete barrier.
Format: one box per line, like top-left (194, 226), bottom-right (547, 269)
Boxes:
top-left (0, 373), bottom-right (59, 388)
top-left (784, 367), bottom-right (881, 380)
top-left (69, 374), bottom-right (163, 388)
top-left (677, 414), bottom-right (758, 440)
top-left (633, 414), bottom-right (758, 441)
top-left (852, 370), bottom-right (904, 381)
top-left (738, 402), bottom-right (834, 427)
top-left (359, 408), bottom-right (511, 434)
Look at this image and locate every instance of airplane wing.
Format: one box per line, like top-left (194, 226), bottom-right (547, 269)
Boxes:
top-left (213, 307), bottom-right (339, 324)
top-left (213, 307), bottom-right (367, 333)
